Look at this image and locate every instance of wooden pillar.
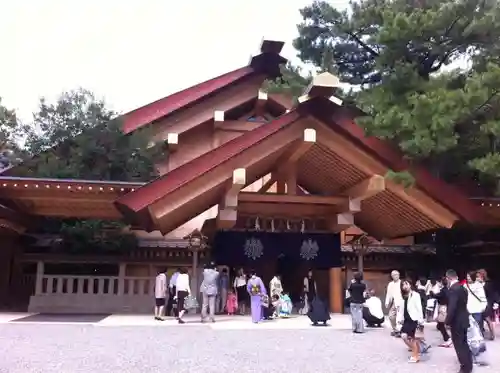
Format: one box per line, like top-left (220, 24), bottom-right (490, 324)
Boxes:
top-left (35, 261), bottom-right (44, 295)
top-left (117, 263), bottom-right (126, 295)
top-left (329, 267), bottom-right (342, 313)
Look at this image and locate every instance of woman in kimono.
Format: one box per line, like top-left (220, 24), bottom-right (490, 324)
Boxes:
top-left (247, 270), bottom-right (267, 323)
top-left (270, 274), bottom-right (283, 297)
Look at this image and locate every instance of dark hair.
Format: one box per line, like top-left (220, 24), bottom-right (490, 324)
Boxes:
top-left (430, 279), bottom-right (437, 286)
top-left (179, 267), bottom-right (187, 274)
top-left (353, 272), bottom-right (363, 282)
top-left (205, 262), bottom-right (215, 270)
top-left (176, 267), bottom-right (182, 273)
top-left (445, 269), bottom-right (458, 279)
top-left (157, 268), bottom-right (166, 275)
top-left (477, 269), bottom-right (488, 281)
top-left (441, 276), bottom-right (448, 287)
top-left (222, 268), bottom-right (228, 273)
top-left (250, 269), bottom-right (256, 276)
top-left (468, 271), bottom-right (477, 282)
top-left (400, 277), bottom-right (414, 293)
top-left (418, 276), bottom-right (427, 284)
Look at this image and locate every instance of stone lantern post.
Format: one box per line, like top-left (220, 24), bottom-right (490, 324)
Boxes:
top-left (184, 229), bottom-right (207, 308)
top-left (351, 234), bottom-right (370, 273)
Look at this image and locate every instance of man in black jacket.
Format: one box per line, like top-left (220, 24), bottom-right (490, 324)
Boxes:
top-left (445, 269), bottom-right (473, 373)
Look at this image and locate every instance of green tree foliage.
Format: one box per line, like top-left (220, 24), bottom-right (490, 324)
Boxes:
top-left (0, 98), bottom-right (24, 169)
top-left (264, 63), bottom-right (312, 100)
top-left (281, 0), bottom-right (500, 193)
top-left (13, 89), bottom-right (163, 181)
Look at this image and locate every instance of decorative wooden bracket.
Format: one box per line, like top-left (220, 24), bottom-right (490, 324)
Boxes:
top-left (328, 213), bottom-right (354, 233)
top-left (298, 72), bottom-right (344, 105)
top-left (343, 175), bottom-right (386, 201)
top-left (217, 168), bottom-right (246, 229)
top-left (254, 90), bottom-right (268, 117)
top-left (147, 132), bottom-right (178, 152)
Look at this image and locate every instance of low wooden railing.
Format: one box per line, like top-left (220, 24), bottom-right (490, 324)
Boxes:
top-left (38, 275), bottom-right (154, 296)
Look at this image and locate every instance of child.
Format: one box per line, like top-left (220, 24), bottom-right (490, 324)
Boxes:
top-left (261, 294), bottom-right (273, 320)
top-left (279, 293), bottom-right (292, 318)
top-left (271, 294), bottom-right (280, 318)
top-left (226, 290), bottom-right (238, 316)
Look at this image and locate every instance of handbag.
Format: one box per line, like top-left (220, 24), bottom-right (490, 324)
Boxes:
top-left (436, 305), bottom-right (447, 323)
top-left (183, 295), bottom-right (199, 310)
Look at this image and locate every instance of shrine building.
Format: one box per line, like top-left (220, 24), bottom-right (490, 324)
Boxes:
top-left (0, 39), bottom-right (490, 314)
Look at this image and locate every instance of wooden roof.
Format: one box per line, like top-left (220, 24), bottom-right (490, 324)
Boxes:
top-left (121, 40), bottom-right (286, 135)
top-left (115, 95), bottom-right (487, 239)
top-left (0, 177), bottom-right (144, 220)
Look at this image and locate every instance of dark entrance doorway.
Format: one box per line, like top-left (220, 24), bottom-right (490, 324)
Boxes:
top-left (276, 254), bottom-right (302, 302)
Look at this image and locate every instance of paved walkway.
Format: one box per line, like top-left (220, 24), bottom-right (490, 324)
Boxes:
top-left (0, 313), bottom-right (498, 372)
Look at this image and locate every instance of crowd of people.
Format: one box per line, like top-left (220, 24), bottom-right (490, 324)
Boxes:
top-left (153, 265), bottom-right (330, 325)
top-left (381, 268), bottom-right (498, 371)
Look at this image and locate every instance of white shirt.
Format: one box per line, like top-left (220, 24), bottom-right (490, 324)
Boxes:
top-left (385, 280), bottom-right (402, 308)
top-left (396, 291), bottom-right (423, 324)
top-left (176, 273), bottom-right (191, 293)
top-left (155, 273), bottom-right (167, 298)
top-left (169, 272), bottom-right (179, 288)
top-left (364, 296), bottom-right (384, 319)
top-left (234, 275), bottom-right (247, 288)
top-left (465, 281), bottom-right (487, 314)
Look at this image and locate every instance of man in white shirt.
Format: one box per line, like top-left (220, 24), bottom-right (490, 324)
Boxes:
top-left (385, 270), bottom-right (402, 336)
top-left (154, 268), bottom-right (167, 321)
top-left (363, 289), bottom-right (385, 327)
top-left (166, 268), bottom-right (180, 317)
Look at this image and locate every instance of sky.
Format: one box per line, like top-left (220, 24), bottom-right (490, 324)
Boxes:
top-left (1, 0), bottom-right (349, 122)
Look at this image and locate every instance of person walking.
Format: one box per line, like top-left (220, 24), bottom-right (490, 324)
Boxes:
top-left (445, 269), bottom-right (473, 373)
top-left (175, 268), bottom-right (191, 324)
top-left (217, 268), bottom-right (229, 314)
top-left (234, 268), bottom-right (248, 315)
top-left (347, 272), bottom-right (366, 334)
top-left (385, 270), bottom-right (402, 337)
top-left (200, 263), bottom-right (219, 323)
top-left (434, 277), bottom-right (452, 348)
top-left (397, 279), bottom-right (424, 363)
top-left (477, 269), bottom-right (498, 340)
top-left (166, 268), bottom-right (180, 317)
top-left (154, 268), bottom-right (167, 321)
top-left (465, 271), bottom-right (487, 335)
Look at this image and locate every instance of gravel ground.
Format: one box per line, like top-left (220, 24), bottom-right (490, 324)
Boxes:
top-left (0, 322), bottom-right (497, 373)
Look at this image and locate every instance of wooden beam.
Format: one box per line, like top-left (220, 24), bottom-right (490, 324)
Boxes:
top-left (272, 128), bottom-right (316, 194)
top-left (257, 175), bottom-right (276, 193)
top-left (280, 128), bottom-right (316, 165)
top-left (328, 213), bottom-right (354, 233)
top-left (239, 202), bottom-right (337, 218)
top-left (343, 175), bottom-right (385, 201)
top-left (238, 192), bottom-right (347, 205)
top-left (149, 75), bottom-right (264, 141)
top-left (254, 90), bottom-right (267, 117)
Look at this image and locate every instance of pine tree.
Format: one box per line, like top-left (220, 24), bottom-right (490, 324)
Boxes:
top-left (286, 0), bottom-right (500, 192)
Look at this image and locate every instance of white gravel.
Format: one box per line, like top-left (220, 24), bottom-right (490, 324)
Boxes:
top-left (0, 318), bottom-right (498, 373)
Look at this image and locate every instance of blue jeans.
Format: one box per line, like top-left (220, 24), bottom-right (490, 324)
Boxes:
top-left (471, 313), bottom-right (484, 335)
top-left (350, 303), bottom-right (364, 333)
